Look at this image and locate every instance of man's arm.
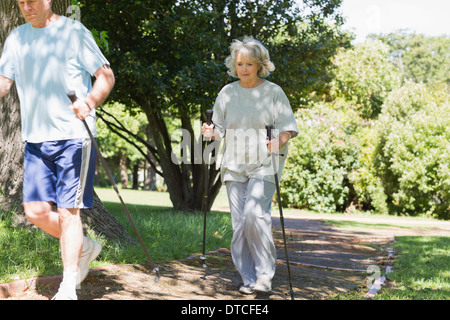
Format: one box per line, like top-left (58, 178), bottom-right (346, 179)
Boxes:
top-left (71, 64), bottom-right (115, 120)
top-left (85, 64), bottom-right (115, 109)
top-left (0, 75), bottom-right (13, 98)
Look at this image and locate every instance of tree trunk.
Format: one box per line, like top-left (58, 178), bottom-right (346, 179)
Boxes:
top-left (132, 163), bottom-right (139, 190)
top-left (81, 191), bottom-right (135, 245)
top-left (143, 126), bottom-right (157, 191)
top-left (119, 151), bottom-right (128, 189)
top-left (0, 0), bottom-right (135, 245)
top-left (143, 160), bottom-right (157, 191)
top-left (145, 107), bottom-right (222, 212)
top-left (0, 0), bottom-right (25, 215)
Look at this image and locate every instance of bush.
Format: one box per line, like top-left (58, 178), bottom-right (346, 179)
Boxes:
top-left (281, 102), bottom-right (363, 212)
top-left (375, 82), bottom-right (450, 219)
top-left (347, 124), bottom-right (389, 215)
top-left (330, 40), bottom-right (401, 118)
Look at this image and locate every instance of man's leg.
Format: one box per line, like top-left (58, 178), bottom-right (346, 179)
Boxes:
top-left (23, 202), bottom-right (95, 267)
top-left (51, 207), bottom-right (83, 300)
top-left (23, 201), bottom-right (61, 239)
top-left (58, 208), bottom-right (83, 273)
top-left (23, 202), bottom-right (82, 299)
top-left (52, 139), bottom-right (99, 299)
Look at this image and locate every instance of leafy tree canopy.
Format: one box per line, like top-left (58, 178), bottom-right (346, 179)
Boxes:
top-left (77, 0), bottom-right (350, 210)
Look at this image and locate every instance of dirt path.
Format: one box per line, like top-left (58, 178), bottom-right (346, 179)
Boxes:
top-left (3, 214), bottom-right (449, 300)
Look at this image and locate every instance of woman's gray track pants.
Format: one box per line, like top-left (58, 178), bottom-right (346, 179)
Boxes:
top-left (226, 178), bottom-right (277, 286)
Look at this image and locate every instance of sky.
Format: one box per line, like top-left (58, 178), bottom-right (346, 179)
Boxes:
top-left (339, 0), bottom-right (450, 42)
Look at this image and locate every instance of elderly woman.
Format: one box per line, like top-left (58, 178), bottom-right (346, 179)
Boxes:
top-left (202, 37), bottom-right (298, 294)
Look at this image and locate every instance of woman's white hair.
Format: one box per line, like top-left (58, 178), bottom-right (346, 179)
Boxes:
top-left (225, 37), bottom-right (275, 78)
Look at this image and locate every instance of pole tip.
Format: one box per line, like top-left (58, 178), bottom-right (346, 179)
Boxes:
top-left (152, 267), bottom-right (160, 283)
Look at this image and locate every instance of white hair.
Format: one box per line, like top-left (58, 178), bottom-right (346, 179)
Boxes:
top-left (225, 37), bottom-right (275, 78)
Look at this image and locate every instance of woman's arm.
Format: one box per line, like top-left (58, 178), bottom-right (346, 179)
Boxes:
top-left (267, 131), bottom-right (292, 153)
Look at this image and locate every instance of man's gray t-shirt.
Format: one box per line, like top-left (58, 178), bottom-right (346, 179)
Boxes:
top-left (0, 16), bottom-right (109, 143)
top-left (212, 80), bottom-right (299, 184)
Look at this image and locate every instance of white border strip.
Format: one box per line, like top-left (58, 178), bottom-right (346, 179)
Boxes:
top-left (364, 239), bottom-right (395, 298)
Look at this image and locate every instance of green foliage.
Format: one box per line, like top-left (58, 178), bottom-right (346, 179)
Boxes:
top-left (282, 82), bottom-right (450, 218)
top-left (281, 35), bottom-right (449, 220)
top-left (330, 40), bottom-right (402, 118)
top-left (280, 103), bottom-right (362, 212)
top-left (94, 103), bottom-right (149, 187)
top-left (373, 31), bottom-right (450, 86)
top-left (269, 14), bottom-right (353, 107)
top-left (375, 82), bottom-right (450, 219)
top-left (79, 0), bottom-right (348, 113)
top-left (347, 123), bottom-right (389, 215)
top-left (77, 0), bottom-right (348, 211)
top-left (97, 102), bottom-right (147, 161)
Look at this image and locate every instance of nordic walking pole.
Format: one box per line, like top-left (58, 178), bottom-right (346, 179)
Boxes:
top-left (201, 109), bottom-right (214, 269)
top-left (67, 91), bottom-right (160, 282)
top-left (266, 125), bottom-right (295, 300)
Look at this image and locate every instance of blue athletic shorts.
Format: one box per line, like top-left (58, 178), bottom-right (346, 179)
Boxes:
top-left (23, 138), bottom-right (97, 209)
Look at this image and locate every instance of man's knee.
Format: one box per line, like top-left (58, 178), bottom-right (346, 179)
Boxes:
top-left (23, 201), bottom-right (53, 221)
top-left (57, 208), bottom-right (81, 224)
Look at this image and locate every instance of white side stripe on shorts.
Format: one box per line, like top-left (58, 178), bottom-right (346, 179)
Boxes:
top-left (75, 138), bottom-right (92, 208)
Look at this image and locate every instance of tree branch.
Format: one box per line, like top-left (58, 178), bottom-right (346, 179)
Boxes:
top-left (96, 109), bottom-right (164, 177)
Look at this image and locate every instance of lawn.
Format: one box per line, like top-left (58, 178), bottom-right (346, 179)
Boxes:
top-left (324, 219), bottom-right (450, 300)
top-left (0, 187), bottom-right (233, 284)
top-left (379, 236), bottom-right (450, 300)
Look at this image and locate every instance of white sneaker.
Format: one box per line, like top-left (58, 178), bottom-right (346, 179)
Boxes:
top-left (239, 285), bottom-right (255, 295)
top-left (253, 277), bottom-right (272, 293)
top-left (51, 285), bottom-right (77, 300)
top-left (77, 238), bottom-right (102, 286)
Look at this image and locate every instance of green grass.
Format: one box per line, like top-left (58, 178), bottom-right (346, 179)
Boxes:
top-left (377, 236), bottom-right (450, 300)
top-left (0, 188), bottom-right (233, 284)
top-left (96, 201), bottom-right (233, 264)
top-left (0, 211), bottom-right (63, 283)
top-left (324, 219), bottom-right (450, 300)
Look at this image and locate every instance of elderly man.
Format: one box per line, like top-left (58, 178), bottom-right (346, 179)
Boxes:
top-left (0, 0), bottom-right (115, 300)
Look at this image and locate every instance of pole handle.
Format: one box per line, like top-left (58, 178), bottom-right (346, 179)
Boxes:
top-left (67, 90), bottom-right (77, 104)
top-left (266, 124), bottom-right (274, 140)
top-left (205, 109), bottom-right (213, 126)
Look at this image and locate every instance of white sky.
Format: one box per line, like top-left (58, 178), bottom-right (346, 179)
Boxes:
top-left (339, 0), bottom-right (450, 42)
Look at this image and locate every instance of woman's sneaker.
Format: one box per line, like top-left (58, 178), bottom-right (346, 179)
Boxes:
top-left (253, 277), bottom-right (272, 293)
top-left (239, 285), bottom-right (255, 295)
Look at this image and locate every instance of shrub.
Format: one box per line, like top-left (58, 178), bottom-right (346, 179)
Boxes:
top-left (347, 124), bottom-right (389, 215)
top-left (330, 40), bottom-right (402, 118)
top-left (375, 82), bottom-right (450, 219)
top-left (281, 102), bottom-right (363, 212)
